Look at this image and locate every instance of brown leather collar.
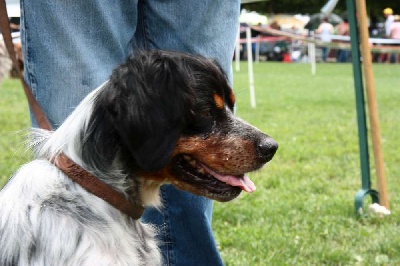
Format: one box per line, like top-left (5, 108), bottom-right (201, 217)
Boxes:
top-left (51, 153), bottom-right (144, 220)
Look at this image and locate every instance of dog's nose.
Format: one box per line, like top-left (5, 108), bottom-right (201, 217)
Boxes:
top-left (256, 138), bottom-right (278, 162)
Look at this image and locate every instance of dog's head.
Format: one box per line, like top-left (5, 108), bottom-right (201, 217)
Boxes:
top-left (89, 50), bottom-right (277, 202)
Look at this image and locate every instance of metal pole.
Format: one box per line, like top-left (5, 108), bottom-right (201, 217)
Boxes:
top-left (308, 32), bottom-right (316, 75)
top-left (346, 0), bottom-right (379, 213)
top-left (246, 27), bottom-right (256, 108)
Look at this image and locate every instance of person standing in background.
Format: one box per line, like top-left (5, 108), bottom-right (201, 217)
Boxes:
top-left (335, 18), bottom-right (350, 63)
top-left (384, 8), bottom-right (395, 37)
top-left (389, 15), bottom-right (400, 63)
top-left (316, 17), bottom-right (334, 62)
top-left (383, 7), bottom-right (395, 63)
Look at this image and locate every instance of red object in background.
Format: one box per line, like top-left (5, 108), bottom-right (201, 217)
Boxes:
top-left (283, 52), bottom-right (291, 62)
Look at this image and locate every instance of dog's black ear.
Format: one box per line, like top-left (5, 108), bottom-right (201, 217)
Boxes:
top-left (99, 51), bottom-right (194, 171)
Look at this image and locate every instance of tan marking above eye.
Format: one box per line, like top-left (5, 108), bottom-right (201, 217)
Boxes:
top-left (213, 93), bottom-right (224, 110)
top-left (229, 91), bottom-right (236, 106)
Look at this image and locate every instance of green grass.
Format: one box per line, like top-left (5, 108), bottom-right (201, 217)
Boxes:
top-left (0, 78), bottom-right (31, 183)
top-left (214, 62), bottom-right (400, 265)
top-left (1, 62), bottom-right (400, 265)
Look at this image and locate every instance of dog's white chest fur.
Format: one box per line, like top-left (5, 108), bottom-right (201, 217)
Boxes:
top-left (0, 160), bottom-right (161, 265)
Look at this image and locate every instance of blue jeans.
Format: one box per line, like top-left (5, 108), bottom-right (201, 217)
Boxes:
top-left (21, 1), bottom-right (240, 265)
top-left (337, 49), bottom-right (349, 63)
top-left (321, 46), bottom-right (329, 62)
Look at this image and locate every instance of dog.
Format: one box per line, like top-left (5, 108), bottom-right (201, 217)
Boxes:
top-left (0, 50), bottom-right (278, 265)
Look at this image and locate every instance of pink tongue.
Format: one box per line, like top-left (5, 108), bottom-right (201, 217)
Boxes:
top-left (200, 164), bottom-right (256, 193)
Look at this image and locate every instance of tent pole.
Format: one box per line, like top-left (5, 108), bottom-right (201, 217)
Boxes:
top-left (355, 0), bottom-right (389, 210)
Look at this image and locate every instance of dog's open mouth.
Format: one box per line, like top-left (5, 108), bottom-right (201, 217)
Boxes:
top-left (199, 162), bottom-right (256, 192)
top-left (171, 155), bottom-right (256, 201)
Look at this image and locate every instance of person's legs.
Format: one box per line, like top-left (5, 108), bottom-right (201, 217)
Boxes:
top-left (142, 185), bottom-right (220, 265)
top-left (321, 47), bottom-right (328, 62)
top-left (21, 0), bottom-right (138, 127)
top-left (134, 0), bottom-right (240, 81)
top-left (337, 49), bottom-right (348, 63)
top-left (138, 1), bottom-right (240, 265)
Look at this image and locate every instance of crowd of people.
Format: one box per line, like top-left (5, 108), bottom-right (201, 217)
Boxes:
top-left (239, 7), bottom-right (400, 64)
top-left (316, 7), bottom-right (400, 63)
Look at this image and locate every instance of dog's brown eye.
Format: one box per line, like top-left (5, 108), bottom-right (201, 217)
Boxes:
top-left (200, 108), bottom-right (212, 117)
top-left (183, 108), bottom-right (213, 136)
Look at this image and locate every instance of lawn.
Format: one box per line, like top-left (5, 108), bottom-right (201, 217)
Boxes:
top-left (1, 62), bottom-right (400, 265)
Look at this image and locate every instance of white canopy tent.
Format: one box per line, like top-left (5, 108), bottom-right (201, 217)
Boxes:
top-left (5, 0), bottom-right (20, 17)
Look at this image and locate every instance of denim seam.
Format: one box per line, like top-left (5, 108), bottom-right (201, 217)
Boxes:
top-left (137, 0), bottom-right (150, 49)
top-left (20, 0), bottom-right (37, 96)
top-left (160, 187), bottom-right (174, 266)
